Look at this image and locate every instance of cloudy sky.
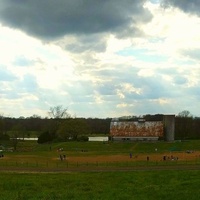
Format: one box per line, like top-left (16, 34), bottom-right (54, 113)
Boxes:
top-left (0, 0), bottom-right (200, 118)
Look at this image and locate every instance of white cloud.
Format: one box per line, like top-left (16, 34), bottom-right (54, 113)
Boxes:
top-left (0, 1), bottom-right (200, 118)
top-left (143, 2), bottom-right (200, 60)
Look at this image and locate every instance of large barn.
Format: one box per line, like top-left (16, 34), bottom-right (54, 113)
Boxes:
top-left (110, 115), bottom-right (175, 141)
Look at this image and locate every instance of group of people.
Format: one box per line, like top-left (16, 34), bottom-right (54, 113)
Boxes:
top-left (129, 152), bottom-right (179, 162)
top-left (59, 154), bottom-right (66, 161)
top-left (163, 155), bottom-right (178, 161)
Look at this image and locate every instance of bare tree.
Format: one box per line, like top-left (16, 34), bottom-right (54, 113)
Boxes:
top-left (178, 110), bottom-right (193, 118)
top-left (48, 105), bottom-right (70, 119)
top-left (39, 105), bottom-right (71, 142)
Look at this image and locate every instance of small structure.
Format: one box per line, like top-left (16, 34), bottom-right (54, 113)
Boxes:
top-left (88, 137), bottom-right (109, 142)
top-left (20, 138), bottom-right (38, 141)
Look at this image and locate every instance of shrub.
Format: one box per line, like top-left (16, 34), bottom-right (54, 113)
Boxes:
top-left (77, 135), bottom-right (88, 141)
top-left (37, 131), bottom-right (55, 144)
top-left (0, 134), bottom-right (10, 140)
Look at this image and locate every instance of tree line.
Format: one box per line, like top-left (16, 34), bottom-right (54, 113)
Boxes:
top-left (0, 107), bottom-right (200, 146)
top-left (0, 111), bottom-right (111, 146)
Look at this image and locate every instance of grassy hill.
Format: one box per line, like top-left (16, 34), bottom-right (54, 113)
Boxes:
top-left (1, 139), bottom-right (199, 154)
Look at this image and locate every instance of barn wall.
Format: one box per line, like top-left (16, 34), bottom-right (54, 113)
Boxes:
top-left (110, 121), bottom-right (163, 138)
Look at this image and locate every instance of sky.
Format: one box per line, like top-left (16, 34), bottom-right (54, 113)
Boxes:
top-left (0, 0), bottom-right (200, 118)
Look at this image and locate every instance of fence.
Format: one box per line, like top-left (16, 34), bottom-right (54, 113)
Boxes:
top-left (0, 158), bottom-right (200, 171)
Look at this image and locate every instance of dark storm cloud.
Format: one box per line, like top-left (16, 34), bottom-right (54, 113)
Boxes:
top-left (162, 0), bottom-right (200, 15)
top-left (0, 0), bottom-right (151, 40)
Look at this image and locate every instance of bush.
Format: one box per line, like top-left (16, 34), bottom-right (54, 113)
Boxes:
top-left (77, 135), bottom-right (88, 141)
top-left (37, 131), bottom-right (55, 144)
top-left (0, 134), bottom-right (10, 140)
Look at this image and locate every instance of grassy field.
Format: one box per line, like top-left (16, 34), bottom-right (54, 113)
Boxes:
top-left (0, 140), bottom-right (200, 170)
top-left (0, 170), bottom-right (200, 200)
top-left (10, 139), bottom-right (200, 153)
top-left (0, 140), bottom-right (200, 199)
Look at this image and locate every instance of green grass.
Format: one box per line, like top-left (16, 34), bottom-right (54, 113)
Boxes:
top-left (1, 140), bottom-right (199, 164)
top-left (0, 140), bottom-right (200, 199)
top-left (0, 140), bottom-right (199, 173)
top-left (16, 139), bottom-right (199, 154)
top-left (0, 170), bottom-right (200, 200)
top-left (2, 139), bottom-right (200, 154)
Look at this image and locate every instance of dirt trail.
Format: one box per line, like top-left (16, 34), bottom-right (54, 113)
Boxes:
top-left (61, 151), bottom-right (200, 163)
top-left (1, 151), bottom-right (199, 173)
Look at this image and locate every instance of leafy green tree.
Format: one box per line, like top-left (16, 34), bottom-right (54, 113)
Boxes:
top-left (57, 118), bottom-right (90, 141)
top-left (0, 115), bottom-right (9, 140)
top-left (37, 118), bottom-right (59, 143)
top-left (10, 124), bottom-right (22, 151)
top-left (37, 105), bottom-right (71, 143)
top-left (38, 131), bottom-right (55, 144)
top-left (48, 105), bottom-right (71, 137)
top-left (176, 110), bottom-right (193, 140)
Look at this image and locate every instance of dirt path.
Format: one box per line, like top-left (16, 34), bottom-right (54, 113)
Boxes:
top-left (57, 151), bottom-right (200, 163)
top-left (1, 151), bottom-right (199, 173)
